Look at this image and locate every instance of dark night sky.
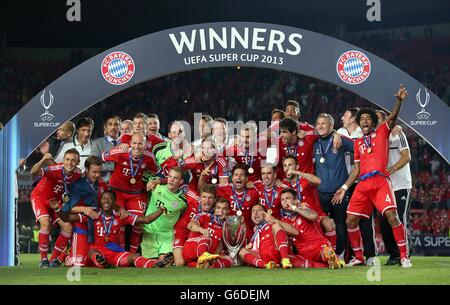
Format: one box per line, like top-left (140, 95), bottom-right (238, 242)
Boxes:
top-left (2, 0), bottom-right (450, 47)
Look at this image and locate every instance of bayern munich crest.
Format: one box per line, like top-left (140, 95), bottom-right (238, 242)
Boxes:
top-left (101, 51), bottom-right (135, 85)
top-left (336, 50), bottom-right (371, 85)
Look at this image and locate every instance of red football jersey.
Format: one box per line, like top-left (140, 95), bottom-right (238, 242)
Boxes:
top-left (281, 211), bottom-right (327, 251)
top-left (179, 156), bottom-right (229, 189)
top-left (253, 181), bottom-right (284, 219)
top-left (281, 177), bottom-right (319, 208)
top-left (102, 148), bottom-right (159, 192)
top-left (187, 213), bottom-right (224, 254)
top-left (278, 133), bottom-right (319, 176)
top-left (216, 185), bottom-right (258, 238)
top-left (120, 133), bottom-right (165, 152)
top-left (174, 189), bottom-right (203, 231)
top-left (79, 212), bottom-right (137, 249)
top-left (250, 222), bottom-right (275, 253)
top-left (32, 163), bottom-right (82, 201)
top-left (354, 122), bottom-right (390, 177)
top-left (226, 145), bottom-right (264, 182)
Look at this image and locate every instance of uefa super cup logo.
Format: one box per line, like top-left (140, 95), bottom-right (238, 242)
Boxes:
top-left (40, 90), bottom-right (54, 122)
top-left (416, 88), bottom-right (431, 120)
top-left (222, 215), bottom-right (247, 266)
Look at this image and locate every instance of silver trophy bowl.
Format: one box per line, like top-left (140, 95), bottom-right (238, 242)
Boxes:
top-left (222, 215), bottom-right (247, 266)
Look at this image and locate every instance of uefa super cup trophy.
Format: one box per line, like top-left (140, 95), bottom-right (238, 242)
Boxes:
top-left (222, 215), bottom-right (247, 266)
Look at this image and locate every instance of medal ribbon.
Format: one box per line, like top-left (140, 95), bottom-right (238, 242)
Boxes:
top-left (129, 152), bottom-right (143, 180)
top-left (101, 213), bottom-right (114, 240)
top-left (244, 148), bottom-right (255, 169)
top-left (289, 177), bottom-right (303, 201)
top-left (318, 136), bottom-right (333, 158)
top-left (263, 186), bottom-right (277, 209)
top-left (250, 221), bottom-right (267, 243)
top-left (232, 186), bottom-right (247, 212)
top-left (363, 130), bottom-right (374, 152)
top-left (286, 141), bottom-right (298, 156)
top-left (61, 167), bottom-right (69, 198)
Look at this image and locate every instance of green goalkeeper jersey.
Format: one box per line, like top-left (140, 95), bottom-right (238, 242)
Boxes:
top-left (143, 184), bottom-right (187, 233)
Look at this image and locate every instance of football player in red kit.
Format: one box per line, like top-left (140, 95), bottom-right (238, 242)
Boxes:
top-left (253, 164), bottom-right (285, 219)
top-left (30, 148), bottom-right (82, 268)
top-left (333, 84), bottom-right (412, 268)
top-left (278, 189), bottom-right (342, 269)
top-left (182, 198), bottom-right (233, 268)
top-left (226, 122), bottom-right (264, 182)
top-left (238, 204), bottom-right (294, 269)
top-left (216, 164), bottom-right (259, 240)
top-left (173, 184), bottom-right (216, 266)
top-left (51, 190), bottom-right (169, 268)
top-left (179, 137), bottom-right (229, 192)
top-left (61, 156), bottom-right (109, 267)
top-left (102, 132), bottom-right (159, 252)
top-left (281, 155), bottom-right (337, 250)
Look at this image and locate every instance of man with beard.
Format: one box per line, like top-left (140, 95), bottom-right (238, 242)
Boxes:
top-left (216, 164), bottom-right (259, 241)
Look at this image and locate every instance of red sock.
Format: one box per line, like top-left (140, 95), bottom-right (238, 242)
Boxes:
top-left (325, 230), bottom-right (337, 250)
top-left (130, 228), bottom-right (143, 253)
top-left (58, 250), bottom-right (68, 263)
top-left (211, 256), bottom-right (233, 268)
top-left (274, 229), bottom-right (290, 259)
top-left (347, 227), bottom-right (364, 261)
top-left (50, 231), bottom-right (71, 261)
top-left (134, 256), bottom-right (158, 268)
top-left (243, 252), bottom-right (266, 268)
top-left (39, 230), bottom-right (50, 260)
top-left (392, 223), bottom-right (408, 259)
top-left (196, 237), bottom-right (211, 257)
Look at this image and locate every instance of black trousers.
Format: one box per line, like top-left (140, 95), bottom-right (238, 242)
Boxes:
top-left (379, 189), bottom-right (411, 258)
top-left (319, 192), bottom-right (348, 255)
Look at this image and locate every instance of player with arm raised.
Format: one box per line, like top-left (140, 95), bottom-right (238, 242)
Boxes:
top-left (332, 84), bottom-right (412, 268)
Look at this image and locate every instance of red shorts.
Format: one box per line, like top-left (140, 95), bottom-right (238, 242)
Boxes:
top-left (66, 229), bottom-right (90, 267)
top-left (347, 175), bottom-right (397, 219)
top-left (115, 191), bottom-right (147, 216)
top-left (182, 239), bottom-right (201, 263)
top-left (259, 246), bottom-right (281, 264)
top-left (31, 194), bottom-right (61, 224)
top-left (95, 246), bottom-right (133, 267)
top-left (296, 241), bottom-right (329, 262)
top-left (173, 226), bottom-right (190, 249)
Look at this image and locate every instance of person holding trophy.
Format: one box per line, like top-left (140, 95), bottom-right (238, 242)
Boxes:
top-left (216, 164), bottom-right (260, 241)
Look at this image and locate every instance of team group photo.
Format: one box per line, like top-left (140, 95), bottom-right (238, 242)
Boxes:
top-left (0, 0), bottom-right (449, 287)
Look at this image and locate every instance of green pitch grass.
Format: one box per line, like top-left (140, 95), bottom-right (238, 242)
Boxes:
top-left (0, 254), bottom-right (449, 285)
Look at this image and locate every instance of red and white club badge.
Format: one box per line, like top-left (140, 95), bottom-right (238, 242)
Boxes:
top-left (336, 50), bottom-right (371, 85)
top-left (101, 51), bottom-right (135, 85)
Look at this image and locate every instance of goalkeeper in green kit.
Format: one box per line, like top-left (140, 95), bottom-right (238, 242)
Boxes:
top-left (141, 167), bottom-right (187, 266)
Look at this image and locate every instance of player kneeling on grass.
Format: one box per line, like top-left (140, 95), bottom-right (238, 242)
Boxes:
top-left (182, 198), bottom-right (233, 268)
top-left (279, 189), bottom-right (343, 269)
top-left (50, 190), bottom-right (169, 268)
top-left (238, 204), bottom-right (294, 269)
